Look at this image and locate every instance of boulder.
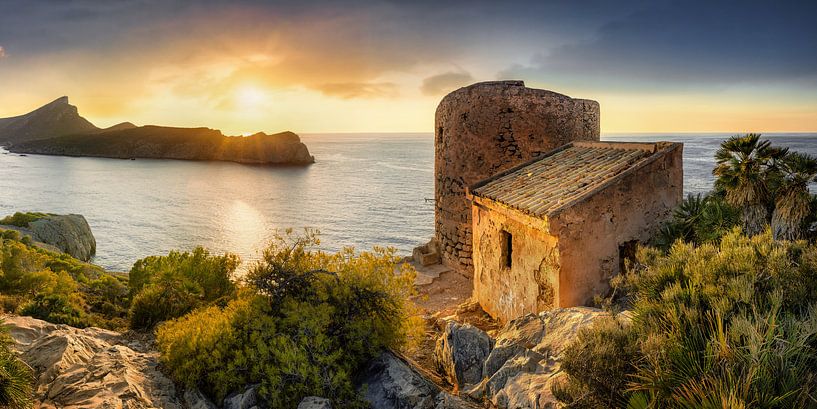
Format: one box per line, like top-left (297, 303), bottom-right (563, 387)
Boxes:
top-left (434, 322), bottom-right (493, 388)
top-left (464, 307), bottom-right (613, 408)
top-left (298, 396), bottom-right (332, 409)
top-left (28, 214), bottom-right (96, 261)
top-left (1, 214), bottom-right (96, 261)
top-left (358, 351), bottom-right (476, 409)
top-left (3, 314), bottom-right (182, 408)
top-left (223, 384), bottom-right (260, 409)
top-left (184, 388), bottom-right (219, 409)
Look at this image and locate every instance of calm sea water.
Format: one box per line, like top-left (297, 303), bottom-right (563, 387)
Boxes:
top-left (1, 133), bottom-right (815, 271)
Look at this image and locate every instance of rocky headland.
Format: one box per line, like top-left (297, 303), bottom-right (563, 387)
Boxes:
top-left (0, 97), bottom-right (314, 166)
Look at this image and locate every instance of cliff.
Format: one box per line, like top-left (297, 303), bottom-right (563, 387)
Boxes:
top-left (0, 97), bottom-right (99, 144)
top-left (1, 97), bottom-right (315, 166)
top-left (9, 126), bottom-right (315, 165)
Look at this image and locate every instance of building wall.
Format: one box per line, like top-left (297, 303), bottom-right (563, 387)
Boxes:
top-left (549, 143), bottom-right (684, 307)
top-left (435, 81), bottom-right (599, 274)
top-left (471, 198), bottom-right (561, 323)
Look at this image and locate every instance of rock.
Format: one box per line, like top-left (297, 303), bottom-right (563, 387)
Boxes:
top-left (4, 314), bottom-right (182, 408)
top-left (298, 396), bottom-right (332, 409)
top-left (474, 307), bottom-right (613, 408)
top-left (0, 96), bottom-right (99, 145)
top-left (185, 388), bottom-right (219, 409)
top-left (1, 213), bottom-right (97, 261)
top-left (413, 238), bottom-right (441, 267)
top-left (358, 351), bottom-right (476, 409)
top-left (10, 126), bottom-right (315, 166)
top-left (434, 322), bottom-right (493, 388)
top-left (28, 214), bottom-right (96, 261)
top-left (223, 384), bottom-right (260, 409)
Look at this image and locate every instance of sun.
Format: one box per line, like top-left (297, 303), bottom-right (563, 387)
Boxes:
top-left (234, 85), bottom-right (268, 109)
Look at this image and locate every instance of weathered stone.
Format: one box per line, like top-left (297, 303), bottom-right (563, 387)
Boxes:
top-left (297, 396), bottom-right (332, 409)
top-left (4, 314), bottom-right (182, 408)
top-left (468, 308), bottom-right (617, 409)
top-left (223, 384), bottom-right (260, 409)
top-left (435, 81), bottom-right (600, 274)
top-left (1, 214), bottom-right (96, 261)
top-left (413, 238), bottom-right (442, 266)
top-left (185, 388), bottom-right (219, 409)
top-left (434, 322), bottom-right (493, 387)
top-left (358, 351), bottom-right (476, 409)
top-left (470, 142), bottom-right (683, 322)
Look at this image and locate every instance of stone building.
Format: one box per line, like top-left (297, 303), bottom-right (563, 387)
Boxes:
top-left (467, 141), bottom-right (683, 323)
top-left (434, 81), bottom-right (600, 274)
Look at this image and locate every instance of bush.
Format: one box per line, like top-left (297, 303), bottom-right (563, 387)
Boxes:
top-left (127, 247), bottom-right (239, 329)
top-left (653, 193), bottom-right (740, 250)
top-left (0, 212), bottom-right (48, 228)
top-left (0, 231), bottom-right (127, 329)
top-left (556, 229), bottom-right (817, 408)
top-left (0, 321), bottom-right (33, 409)
top-left (157, 229), bottom-right (422, 408)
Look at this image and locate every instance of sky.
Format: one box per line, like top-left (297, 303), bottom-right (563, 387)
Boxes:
top-left (0, 0), bottom-right (815, 134)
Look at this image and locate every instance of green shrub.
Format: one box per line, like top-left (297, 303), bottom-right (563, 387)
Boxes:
top-left (0, 231), bottom-right (126, 329)
top-left (556, 229), bottom-right (817, 408)
top-left (20, 293), bottom-right (87, 328)
top-left (552, 317), bottom-right (640, 408)
top-left (127, 247), bottom-right (239, 329)
top-left (654, 193), bottom-right (740, 250)
top-left (0, 321), bottom-right (33, 409)
top-left (0, 212), bottom-right (48, 228)
top-left (157, 229), bottom-right (422, 408)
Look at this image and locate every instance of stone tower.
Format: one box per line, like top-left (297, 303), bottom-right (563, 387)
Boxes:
top-left (434, 80), bottom-right (600, 274)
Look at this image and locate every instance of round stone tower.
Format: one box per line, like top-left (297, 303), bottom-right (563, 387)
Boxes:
top-left (434, 80), bottom-right (600, 274)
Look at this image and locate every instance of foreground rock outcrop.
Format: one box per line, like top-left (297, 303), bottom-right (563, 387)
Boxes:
top-left (434, 322), bottom-right (493, 388)
top-left (0, 214), bottom-right (96, 261)
top-left (4, 314), bottom-right (182, 408)
top-left (432, 307), bottom-right (613, 408)
top-left (358, 351), bottom-right (477, 409)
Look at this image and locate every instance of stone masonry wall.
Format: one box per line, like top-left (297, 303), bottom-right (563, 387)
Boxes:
top-left (550, 143), bottom-right (683, 307)
top-left (435, 81), bottom-right (600, 274)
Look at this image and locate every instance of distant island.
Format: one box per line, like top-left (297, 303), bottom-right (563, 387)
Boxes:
top-left (0, 97), bottom-right (314, 165)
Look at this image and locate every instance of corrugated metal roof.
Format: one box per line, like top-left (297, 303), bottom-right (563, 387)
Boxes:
top-left (470, 142), bottom-right (662, 218)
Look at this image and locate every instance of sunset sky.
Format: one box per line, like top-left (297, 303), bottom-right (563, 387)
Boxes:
top-left (0, 0), bottom-right (815, 134)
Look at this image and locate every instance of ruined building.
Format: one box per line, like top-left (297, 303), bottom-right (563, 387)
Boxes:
top-left (468, 141), bottom-right (683, 322)
top-left (434, 81), bottom-right (600, 273)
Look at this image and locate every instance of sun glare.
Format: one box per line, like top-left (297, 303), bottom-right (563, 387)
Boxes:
top-left (234, 86), bottom-right (268, 110)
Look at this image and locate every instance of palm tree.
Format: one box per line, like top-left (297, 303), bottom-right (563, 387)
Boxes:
top-left (713, 134), bottom-right (787, 236)
top-left (771, 152), bottom-right (817, 241)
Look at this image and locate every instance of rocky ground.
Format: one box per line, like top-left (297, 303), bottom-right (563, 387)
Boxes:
top-left (0, 230), bottom-right (613, 409)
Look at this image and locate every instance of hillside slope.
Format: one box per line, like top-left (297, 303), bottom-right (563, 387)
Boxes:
top-left (0, 96), bottom-right (99, 144)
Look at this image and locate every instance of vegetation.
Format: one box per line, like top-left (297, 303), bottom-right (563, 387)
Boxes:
top-left (654, 193), bottom-right (740, 250)
top-left (557, 135), bottom-right (817, 408)
top-left (772, 152), bottom-right (817, 241)
top-left (0, 229), bottom-right (129, 329)
top-left (556, 230), bottom-right (817, 408)
top-left (127, 247), bottom-right (238, 329)
top-left (156, 229), bottom-right (422, 408)
top-left (0, 321), bottom-right (33, 409)
top-left (0, 213), bottom-right (48, 228)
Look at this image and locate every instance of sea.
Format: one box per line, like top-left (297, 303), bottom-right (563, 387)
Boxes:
top-left (1, 133), bottom-right (816, 272)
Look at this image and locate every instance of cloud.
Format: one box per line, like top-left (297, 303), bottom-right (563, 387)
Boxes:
top-left (315, 82), bottom-right (398, 99)
top-left (500, 1), bottom-right (817, 90)
top-left (0, 46), bottom-right (5, 58)
top-left (420, 71), bottom-right (474, 95)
